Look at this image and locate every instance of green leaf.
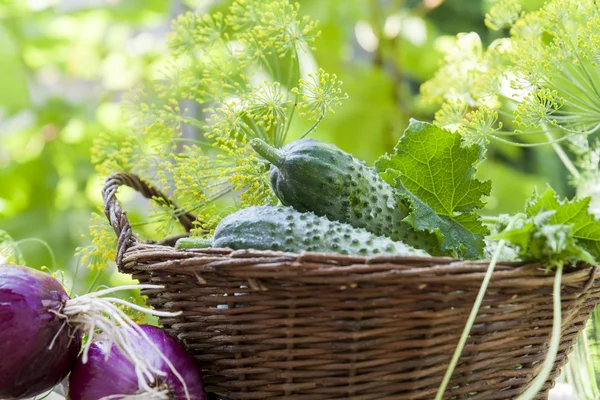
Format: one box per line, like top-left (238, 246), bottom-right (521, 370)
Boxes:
top-left (489, 216), bottom-right (534, 251)
top-left (376, 119), bottom-right (491, 259)
top-left (526, 187), bottom-right (600, 260)
top-left (491, 188), bottom-right (599, 268)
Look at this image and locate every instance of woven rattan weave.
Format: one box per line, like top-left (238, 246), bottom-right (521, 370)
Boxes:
top-left (103, 172), bottom-right (600, 399)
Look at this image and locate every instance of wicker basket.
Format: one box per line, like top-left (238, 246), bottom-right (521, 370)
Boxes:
top-left (103, 172), bottom-right (600, 400)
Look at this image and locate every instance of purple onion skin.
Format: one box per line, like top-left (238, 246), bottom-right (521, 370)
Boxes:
top-left (0, 264), bottom-right (81, 399)
top-left (69, 324), bottom-right (206, 400)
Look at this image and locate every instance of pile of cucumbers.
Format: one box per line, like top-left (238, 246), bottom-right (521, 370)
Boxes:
top-left (176, 138), bottom-right (433, 257)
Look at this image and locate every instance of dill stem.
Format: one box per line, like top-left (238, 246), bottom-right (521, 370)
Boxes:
top-left (542, 125), bottom-right (581, 180)
top-left (300, 113), bottom-right (324, 139)
top-left (281, 49), bottom-right (300, 147)
top-left (71, 254), bottom-right (82, 296)
top-left (85, 269), bottom-right (102, 294)
top-left (13, 238), bottom-right (57, 271)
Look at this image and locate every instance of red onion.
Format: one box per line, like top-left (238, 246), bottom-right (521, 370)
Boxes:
top-left (0, 264), bottom-right (81, 399)
top-left (69, 324), bottom-right (206, 400)
top-left (1, 264), bottom-right (184, 399)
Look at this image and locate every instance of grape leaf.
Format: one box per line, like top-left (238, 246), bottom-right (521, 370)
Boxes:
top-left (376, 119), bottom-right (491, 259)
top-left (525, 187), bottom-right (600, 260)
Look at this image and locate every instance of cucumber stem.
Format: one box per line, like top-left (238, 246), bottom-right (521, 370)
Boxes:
top-left (250, 138), bottom-right (284, 167)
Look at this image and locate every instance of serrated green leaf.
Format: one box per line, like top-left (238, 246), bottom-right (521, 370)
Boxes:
top-left (491, 220), bottom-right (534, 251)
top-left (376, 119), bottom-right (491, 259)
top-left (526, 187), bottom-right (600, 260)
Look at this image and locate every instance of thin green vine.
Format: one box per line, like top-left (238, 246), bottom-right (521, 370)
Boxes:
top-left (517, 263), bottom-right (563, 400)
top-left (435, 215), bottom-right (519, 400)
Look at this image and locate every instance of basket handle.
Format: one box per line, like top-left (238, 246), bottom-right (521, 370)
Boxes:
top-left (102, 172), bottom-right (197, 270)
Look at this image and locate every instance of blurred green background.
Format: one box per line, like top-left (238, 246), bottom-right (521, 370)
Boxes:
top-left (0, 0), bottom-right (563, 291)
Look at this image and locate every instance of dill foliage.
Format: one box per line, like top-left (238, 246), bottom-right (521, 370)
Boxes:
top-left (81, 0), bottom-right (347, 269)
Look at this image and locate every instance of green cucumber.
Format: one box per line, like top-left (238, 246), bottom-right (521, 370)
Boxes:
top-left (250, 138), bottom-right (441, 255)
top-left (177, 205), bottom-right (427, 257)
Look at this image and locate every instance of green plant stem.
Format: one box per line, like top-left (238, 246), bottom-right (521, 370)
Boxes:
top-left (13, 238), bottom-right (57, 271)
top-left (85, 269), bottom-right (102, 294)
top-left (250, 138), bottom-right (285, 166)
top-left (71, 254), bottom-right (82, 296)
top-left (542, 125), bottom-right (581, 181)
top-left (32, 387), bottom-right (56, 400)
top-left (580, 329), bottom-right (600, 398)
top-left (300, 113), bottom-right (325, 139)
top-left (516, 263), bottom-right (563, 400)
top-left (489, 130), bottom-right (579, 147)
top-left (261, 55), bottom-right (276, 80)
top-left (175, 237), bottom-right (213, 249)
top-left (281, 49), bottom-right (300, 147)
top-left (435, 216), bottom-right (518, 400)
top-left (283, 100), bottom-right (296, 144)
top-left (480, 215), bottom-right (503, 224)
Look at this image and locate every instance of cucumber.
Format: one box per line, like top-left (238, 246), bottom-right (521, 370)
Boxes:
top-left (177, 205), bottom-right (427, 257)
top-left (250, 138), bottom-right (441, 255)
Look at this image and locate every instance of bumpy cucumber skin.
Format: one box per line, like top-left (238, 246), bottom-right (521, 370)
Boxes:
top-left (212, 205), bottom-right (426, 256)
top-left (253, 138), bottom-right (438, 254)
top-left (268, 139), bottom-right (398, 234)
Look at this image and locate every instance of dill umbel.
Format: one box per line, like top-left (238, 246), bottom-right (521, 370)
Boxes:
top-left (82, 0), bottom-right (348, 269)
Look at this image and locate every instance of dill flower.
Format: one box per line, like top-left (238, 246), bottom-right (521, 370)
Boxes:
top-left (228, 0), bottom-right (320, 60)
top-left (90, 131), bottom-right (141, 177)
top-left (460, 107), bottom-right (502, 147)
top-left (421, 32), bottom-right (495, 106)
top-left (260, 1), bottom-right (320, 56)
top-left (293, 69), bottom-right (348, 123)
top-left (485, 0), bottom-right (522, 31)
top-left (76, 211), bottom-right (116, 270)
top-left (247, 81), bottom-right (292, 145)
top-left (513, 88), bottom-right (564, 129)
top-left (421, 0), bottom-right (600, 213)
top-left (115, 296), bottom-right (147, 324)
top-left (88, 0), bottom-right (347, 268)
top-left (434, 97), bottom-right (469, 132)
top-left (168, 12), bottom-right (227, 56)
top-left (226, 0), bottom-right (267, 32)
